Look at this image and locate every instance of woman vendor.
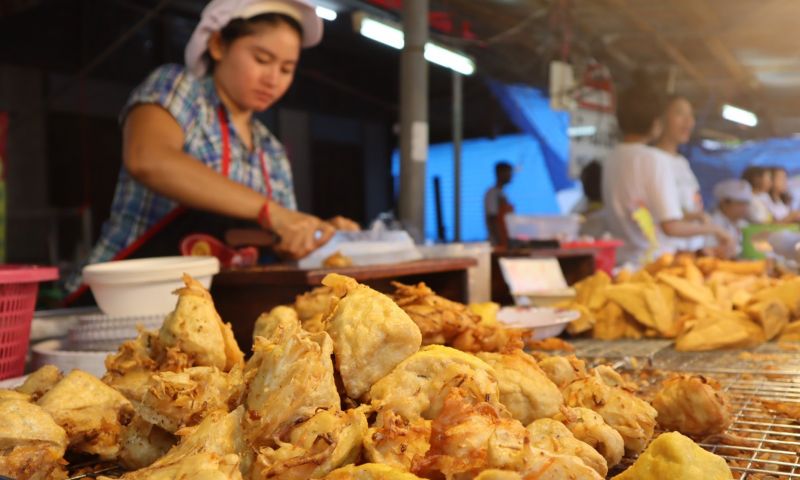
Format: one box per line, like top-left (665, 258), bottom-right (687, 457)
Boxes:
top-left (67, 0), bottom-right (358, 297)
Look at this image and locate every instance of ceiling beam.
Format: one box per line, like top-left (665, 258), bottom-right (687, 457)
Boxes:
top-left (603, 0), bottom-right (707, 87)
top-left (679, 0), bottom-right (760, 91)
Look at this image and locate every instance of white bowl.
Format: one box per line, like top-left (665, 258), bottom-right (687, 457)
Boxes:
top-left (83, 256), bottom-right (220, 317)
top-left (497, 306), bottom-right (580, 340)
top-left (32, 339), bottom-right (112, 378)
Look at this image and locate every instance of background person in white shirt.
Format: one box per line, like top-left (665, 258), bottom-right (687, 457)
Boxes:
top-left (484, 161), bottom-right (515, 245)
top-left (707, 179), bottom-right (752, 257)
top-left (654, 95), bottom-right (707, 252)
top-left (602, 80), bottom-right (734, 265)
top-left (766, 166), bottom-right (800, 222)
top-left (742, 166), bottom-right (773, 223)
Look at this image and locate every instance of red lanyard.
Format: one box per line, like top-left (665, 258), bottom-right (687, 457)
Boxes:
top-left (216, 105), bottom-right (273, 199)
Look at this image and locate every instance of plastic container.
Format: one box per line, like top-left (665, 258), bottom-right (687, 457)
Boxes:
top-left (83, 256), bottom-right (219, 317)
top-left (505, 214), bottom-right (582, 241)
top-left (497, 306), bottom-right (580, 339)
top-left (418, 242), bottom-right (492, 303)
top-left (561, 239), bottom-right (624, 274)
top-left (67, 313), bottom-right (164, 352)
top-left (32, 339), bottom-right (110, 378)
top-left (0, 265), bottom-right (58, 380)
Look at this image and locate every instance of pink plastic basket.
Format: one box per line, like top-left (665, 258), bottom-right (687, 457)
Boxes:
top-left (0, 265), bottom-right (58, 380)
top-left (561, 240), bottom-right (623, 275)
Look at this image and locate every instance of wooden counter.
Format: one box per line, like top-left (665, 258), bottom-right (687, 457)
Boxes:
top-left (491, 247), bottom-right (599, 305)
top-left (211, 257), bottom-right (476, 349)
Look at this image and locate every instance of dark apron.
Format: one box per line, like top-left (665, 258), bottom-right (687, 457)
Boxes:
top-left (65, 104), bottom-right (273, 307)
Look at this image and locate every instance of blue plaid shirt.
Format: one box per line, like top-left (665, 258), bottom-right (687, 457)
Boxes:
top-left (86, 64), bottom-right (297, 267)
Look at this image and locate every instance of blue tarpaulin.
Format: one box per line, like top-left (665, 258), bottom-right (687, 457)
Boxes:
top-left (487, 80), bottom-right (574, 191)
top-left (391, 134), bottom-right (561, 242)
top-left (687, 137), bottom-right (800, 207)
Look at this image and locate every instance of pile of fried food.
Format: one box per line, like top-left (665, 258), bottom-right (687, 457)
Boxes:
top-left (1, 274), bottom-right (734, 479)
top-left (562, 254), bottom-right (800, 351)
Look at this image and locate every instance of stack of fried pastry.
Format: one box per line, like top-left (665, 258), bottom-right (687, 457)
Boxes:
top-left (1, 273), bottom-right (731, 480)
top-left (562, 254), bottom-right (800, 350)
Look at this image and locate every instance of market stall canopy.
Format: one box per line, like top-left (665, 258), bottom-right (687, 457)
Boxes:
top-left (417, 0), bottom-right (800, 140)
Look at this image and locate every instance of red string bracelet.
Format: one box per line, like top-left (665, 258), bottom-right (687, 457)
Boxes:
top-left (257, 201), bottom-right (272, 230)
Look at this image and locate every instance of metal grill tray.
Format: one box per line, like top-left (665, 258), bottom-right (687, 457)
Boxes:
top-left (573, 339), bottom-right (800, 479)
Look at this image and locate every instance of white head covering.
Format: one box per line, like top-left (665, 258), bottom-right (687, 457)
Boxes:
top-left (714, 179), bottom-right (753, 203)
top-left (185, 0), bottom-right (323, 77)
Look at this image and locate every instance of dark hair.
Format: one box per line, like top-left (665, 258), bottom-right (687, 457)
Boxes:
top-left (616, 82), bottom-right (666, 135)
top-left (495, 161), bottom-right (513, 176)
top-left (203, 13), bottom-right (303, 73)
top-left (741, 166), bottom-right (766, 188)
top-left (580, 161), bottom-right (602, 203)
top-left (770, 166), bottom-right (791, 204)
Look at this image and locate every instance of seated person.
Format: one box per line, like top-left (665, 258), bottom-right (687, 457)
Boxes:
top-left (602, 79), bottom-right (733, 265)
top-left (742, 166), bottom-right (773, 223)
top-left (706, 179), bottom-right (752, 258)
top-left (575, 161), bottom-right (608, 238)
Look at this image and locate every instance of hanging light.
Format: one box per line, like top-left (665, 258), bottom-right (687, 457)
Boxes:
top-left (355, 14), bottom-right (475, 76)
top-left (315, 6), bottom-right (337, 21)
top-left (722, 104), bottom-right (758, 127)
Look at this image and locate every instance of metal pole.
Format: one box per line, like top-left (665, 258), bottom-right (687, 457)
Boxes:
top-left (452, 71), bottom-right (463, 243)
top-left (398, 0), bottom-right (429, 243)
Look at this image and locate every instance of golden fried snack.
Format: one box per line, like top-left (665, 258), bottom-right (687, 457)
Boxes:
top-left (468, 302), bottom-right (500, 325)
top-left (657, 272), bottom-right (715, 305)
top-left (16, 365), bottom-right (62, 401)
top-left (363, 410), bottom-right (431, 470)
top-left (604, 283), bottom-right (677, 337)
top-left (553, 407), bottom-right (624, 469)
top-left (412, 389), bottom-right (602, 480)
top-left (244, 331), bottom-right (340, 447)
top-left (137, 365), bottom-right (244, 433)
top-left (449, 323), bottom-right (526, 353)
top-left (751, 277), bottom-right (800, 317)
top-left (253, 407), bottom-right (367, 479)
top-left (117, 407), bottom-right (249, 480)
top-left (392, 281), bottom-right (479, 345)
top-left (38, 369), bottom-right (134, 459)
top-left (526, 418), bottom-right (608, 477)
top-left (0, 398), bottom-right (68, 480)
top-left (562, 368), bottom-right (657, 456)
top-left (475, 350), bottom-right (563, 424)
top-left (566, 303), bottom-right (595, 335)
top-left (252, 305), bottom-right (301, 343)
top-left (612, 431), bottom-right (733, 480)
top-left (780, 321), bottom-right (800, 341)
top-left (323, 274), bottom-right (422, 399)
top-left (652, 375), bottom-right (733, 436)
top-left (537, 355), bottom-right (587, 390)
top-left (322, 463), bottom-right (425, 479)
top-left (0, 389), bottom-right (31, 402)
top-left (323, 251), bottom-right (353, 268)
top-left (592, 301), bottom-right (643, 340)
top-left (158, 274), bottom-right (244, 372)
top-left (104, 330), bottom-right (160, 402)
top-left (473, 471), bottom-right (524, 480)
top-left (676, 308), bottom-right (765, 351)
top-left (369, 345), bottom-right (500, 420)
top-left (747, 299), bottom-right (790, 340)
top-left (294, 285), bottom-right (338, 321)
top-left (119, 415), bottom-right (176, 470)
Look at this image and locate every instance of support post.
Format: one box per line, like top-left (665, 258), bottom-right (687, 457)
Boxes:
top-left (398, 0), bottom-right (429, 242)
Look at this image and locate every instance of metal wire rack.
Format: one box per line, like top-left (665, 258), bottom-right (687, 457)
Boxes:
top-left (572, 339), bottom-right (800, 479)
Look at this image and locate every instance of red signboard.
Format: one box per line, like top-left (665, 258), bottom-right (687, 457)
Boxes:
top-left (366, 0), bottom-right (477, 40)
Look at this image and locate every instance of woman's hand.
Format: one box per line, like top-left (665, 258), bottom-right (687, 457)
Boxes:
top-left (327, 216), bottom-right (360, 232)
top-left (268, 204), bottom-right (335, 259)
top-left (712, 225), bottom-right (736, 258)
